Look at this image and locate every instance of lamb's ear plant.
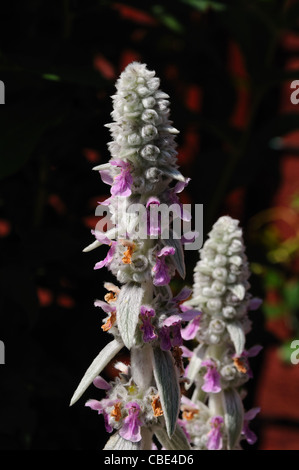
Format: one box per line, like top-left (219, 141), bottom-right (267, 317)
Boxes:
top-left (70, 62), bottom-right (197, 450)
top-left (180, 216), bottom-right (262, 450)
top-left (70, 63), bottom-right (261, 451)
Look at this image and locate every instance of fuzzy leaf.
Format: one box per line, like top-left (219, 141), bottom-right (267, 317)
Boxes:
top-left (103, 431), bottom-right (141, 450)
top-left (185, 343), bottom-right (207, 389)
top-left (155, 424), bottom-right (191, 450)
top-left (131, 344), bottom-right (153, 391)
top-left (162, 166), bottom-right (185, 181)
top-left (226, 321), bottom-right (245, 356)
top-left (223, 388), bottom-right (244, 450)
top-left (152, 347), bottom-right (180, 437)
top-left (116, 283), bottom-right (145, 349)
top-left (70, 338), bottom-right (124, 406)
top-left (162, 230), bottom-right (186, 279)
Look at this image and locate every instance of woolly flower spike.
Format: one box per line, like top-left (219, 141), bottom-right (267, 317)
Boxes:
top-left (181, 215), bottom-right (262, 450)
top-left (88, 61), bottom-right (188, 287)
top-left (71, 63), bottom-right (192, 451)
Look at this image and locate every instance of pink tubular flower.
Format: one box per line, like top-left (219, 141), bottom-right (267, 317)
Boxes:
top-left (201, 359), bottom-right (222, 393)
top-left (159, 322), bottom-right (183, 350)
top-left (181, 316), bottom-right (201, 340)
top-left (152, 246), bottom-right (175, 286)
top-left (99, 169), bottom-right (114, 186)
top-left (233, 344), bottom-right (263, 378)
top-left (159, 326), bottom-right (172, 350)
top-left (110, 159), bottom-right (133, 197)
top-left (161, 306), bottom-right (200, 349)
top-left (119, 402), bottom-right (143, 442)
top-left (242, 407), bottom-right (260, 444)
top-left (172, 287), bottom-right (192, 303)
top-left (93, 375), bottom-right (111, 391)
top-left (140, 305), bottom-right (157, 342)
top-left (94, 240), bottom-right (117, 270)
top-left (179, 305), bottom-right (201, 340)
top-left (85, 398), bottom-right (116, 433)
top-left (207, 416), bottom-right (224, 450)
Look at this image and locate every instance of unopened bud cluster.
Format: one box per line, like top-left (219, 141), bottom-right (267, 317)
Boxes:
top-left (180, 216), bottom-right (261, 450)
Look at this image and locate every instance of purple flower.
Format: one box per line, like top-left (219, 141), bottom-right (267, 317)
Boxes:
top-left (99, 169), bottom-right (113, 186)
top-left (152, 246), bottom-right (175, 286)
top-left (159, 321), bottom-right (183, 350)
top-left (179, 305), bottom-right (201, 340)
top-left (119, 402), bottom-right (143, 442)
top-left (140, 305), bottom-right (157, 342)
top-left (242, 407), bottom-right (260, 445)
top-left (94, 299), bottom-right (117, 331)
top-left (248, 297), bottom-right (262, 311)
top-left (93, 375), bottom-right (111, 391)
top-left (172, 287), bottom-right (192, 303)
top-left (181, 316), bottom-right (200, 340)
top-left (85, 398), bottom-right (116, 433)
top-left (207, 416), bottom-right (224, 450)
top-left (161, 306), bottom-right (200, 349)
top-left (94, 240), bottom-right (117, 270)
top-left (159, 326), bottom-right (172, 351)
top-left (172, 322), bottom-right (183, 347)
top-left (233, 344), bottom-right (263, 378)
top-left (168, 178), bottom-right (191, 222)
top-left (146, 197), bottom-right (161, 236)
top-left (201, 359), bottom-right (222, 393)
top-left (177, 419), bottom-right (191, 443)
top-left (110, 160), bottom-right (133, 197)
top-left (180, 345), bottom-right (193, 358)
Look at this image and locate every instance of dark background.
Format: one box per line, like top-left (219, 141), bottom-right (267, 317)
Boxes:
top-left (0, 0), bottom-right (299, 450)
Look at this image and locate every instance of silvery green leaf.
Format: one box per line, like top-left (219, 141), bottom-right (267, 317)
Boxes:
top-left (222, 388), bottom-right (244, 450)
top-left (155, 425), bottom-right (191, 450)
top-left (82, 239), bottom-right (102, 253)
top-left (103, 431), bottom-right (141, 450)
top-left (116, 282), bottom-right (145, 349)
top-left (70, 338), bottom-right (124, 406)
top-left (82, 228), bottom-right (117, 252)
top-left (226, 321), bottom-right (245, 356)
top-left (185, 344), bottom-right (207, 389)
top-left (153, 347), bottom-right (180, 437)
top-left (162, 229), bottom-right (186, 279)
top-left (131, 344), bottom-right (153, 391)
top-left (92, 163), bottom-right (111, 171)
top-left (228, 284), bottom-right (245, 300)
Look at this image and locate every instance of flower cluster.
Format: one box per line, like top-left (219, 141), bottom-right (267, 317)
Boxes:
top-left (180, 216), bottom-right (261, 450)
top-left (70, 63), bottom-right (261, 451)
top-left (70, 62), bottom-right (196, 451)
top-left (87, 61), bottom-right (189, 287)
top-left (85, 363), bottom-right (164, 446)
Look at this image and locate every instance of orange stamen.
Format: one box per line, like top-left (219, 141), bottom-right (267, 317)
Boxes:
top-left (233, 357), bottom-right (247, 374)
top-left (119, 239), bottom-right (135, 264)
top-left (182, 408), bottom-right (199, 420)
top-left (101, 311), bottom-right (116, 331)
top-left (111, 402), bottom-right (121, 421)
top-left (104, 292), bottom-right (117, 303)
top-left (122, 245), bottom-right (134, 264)
top-left (151, 394), bottom-right (163, 417)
